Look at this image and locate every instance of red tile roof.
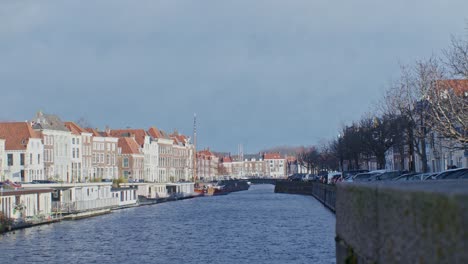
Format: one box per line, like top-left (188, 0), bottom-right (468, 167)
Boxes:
top-left (221, 156), bottom-right (233, 163)
top-left (0, 122), bottom-right (41, 150)
top-left (118, 137), bottom-right (141, 154)
top-left (436, 79), bottom-right (468, 96)
top-left (264, 153), bottom-right (282, 159)
top-left (198, 149), bottom-right (214, 157)
top-left (64, 122), bottom-right (87, 135)
top-left (84, 128), bottom-right (101, 137)
top-left (169, 132), bottom-right (188, 144)
top-left (148, 127), bottom-right (164, 139)
top-left (110, 129), bottom-right (147, 146)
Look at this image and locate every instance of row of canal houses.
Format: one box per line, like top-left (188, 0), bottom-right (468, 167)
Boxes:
top-left (0, 111), bottom-right (195, 222)
top-left (196, 150), bottom-right (287, 181)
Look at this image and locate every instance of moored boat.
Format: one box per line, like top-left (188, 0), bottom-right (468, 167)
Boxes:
top-left (205, 180), bottom-right (250, 196)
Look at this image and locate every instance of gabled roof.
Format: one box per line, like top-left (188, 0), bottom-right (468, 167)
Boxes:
top-left (0, 122), bottom-right (41, 150)
top-left (64, 122), bottom-right (88, 135)
top-left (221, 156), bottom-right (233, 163)
top-left (198, 149), bottom-right (214, 157)
top-left (171, 136), bottom-right (180, 145)
top-left (169, 132), bottom-right (189, 146)
top-left (148, 127), bottom-right (163, 139)
top-left (263, 152), bottom-right (282, 159)
top-left (148, 126), bottom-right (173, 140)
top-left (31, 111), bottom-right (69, 131)
top-left (109, 129), bottom-right (148, 146)
top-left (118, 137), bottom-right (142, 155)
top-left (84, 128), bottom-right (102, 137)
top-left (170, 133), bottom-right (188, 145)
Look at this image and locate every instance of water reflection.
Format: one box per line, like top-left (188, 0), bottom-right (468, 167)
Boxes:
top-left (0, 185), bottom-right (335, 264)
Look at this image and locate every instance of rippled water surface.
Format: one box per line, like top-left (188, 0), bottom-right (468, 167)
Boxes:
top-left (0, 184), bottom-right (335, 264)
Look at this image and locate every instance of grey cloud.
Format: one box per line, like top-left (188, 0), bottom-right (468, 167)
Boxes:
top-left (0, 0), bottom-right (467, 152)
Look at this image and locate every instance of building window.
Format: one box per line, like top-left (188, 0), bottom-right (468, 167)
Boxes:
top-left (38, 154), bottom-right (41, 164)
top-left (123, 157), bottom-right (129, 168)
top-left (7, 154), bottom-right (13, 166)
top-left (30, 154), bottom-right (33, 165)
top-left (20, 154), bottom-right (25, 166)
top-left (72, 138), bottom-right (75, 144)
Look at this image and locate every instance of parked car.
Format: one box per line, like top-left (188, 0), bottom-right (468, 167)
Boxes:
top-left (306, 174), bottom-right (319, 182)
top-left (327, 172), bottom-right (342, 184)
top-left (435, 168), bottom-right (468, 180)
top-left (393, 173), bottom-right (418, 181)
top-left (457, 170), bottom-right (468, 179)
top-left (288, 173), bottom-right (306, 182)
top-left (421, 172), bottom-right (439, 180)
top-left (353, 172), bottom-right (381, 182)
top-left (342, 170), bottom-right (369, 181)
top-left (371, 170), bottom-right (404, 181)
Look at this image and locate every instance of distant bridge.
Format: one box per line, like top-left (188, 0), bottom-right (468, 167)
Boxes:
top-left (247, 178), bottom-right (281, 185)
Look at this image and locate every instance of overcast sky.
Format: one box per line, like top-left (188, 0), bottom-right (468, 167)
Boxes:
top-left (0, 1), bottom-right (467, 153)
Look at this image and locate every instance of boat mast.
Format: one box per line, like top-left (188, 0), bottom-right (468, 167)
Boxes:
top-left (193, 113), bottom-right (197, 182)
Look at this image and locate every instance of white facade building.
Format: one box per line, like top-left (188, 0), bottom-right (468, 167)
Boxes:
top-left (32, 112), bottom-right (72, 182)
top-left (0, 139), bottom-right (4, 181)
top-left (0, 122), bottom-right (45, 182)
top-left (65, 122), bottom-right (93, 182)
top-left (264, 153), bottom-right (286, 178)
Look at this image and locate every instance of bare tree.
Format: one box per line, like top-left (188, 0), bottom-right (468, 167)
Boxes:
top-left (385, 59), bottom-right (443, 172)
top-left (76, 117), bottom-right (93, 128)
top-left (427, 79), bottom-right (467, 146)
top-left (359, 114), bottom-right (403, 169)
top-left (443, 35), bottom-right (468, 78)
top-left (428, 34), bottom-right (468, 146)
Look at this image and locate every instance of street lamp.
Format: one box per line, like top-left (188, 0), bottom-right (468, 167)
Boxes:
top-left (338, 134), bottom-right (344, 172)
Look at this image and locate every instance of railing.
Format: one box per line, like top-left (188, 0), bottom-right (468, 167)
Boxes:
top-left (52, 198), bottom-right (120, 214)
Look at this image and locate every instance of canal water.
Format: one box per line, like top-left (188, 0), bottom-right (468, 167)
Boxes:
top-left (0, 184), bottom-right (336, 264)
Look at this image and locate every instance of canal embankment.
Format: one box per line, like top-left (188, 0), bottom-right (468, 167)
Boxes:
top-left (276, 179), bottom-right (468, 264)
top-left (274, 181), bottom-right (336, 212)
top-left (335, 180), bottom-right (468, 264)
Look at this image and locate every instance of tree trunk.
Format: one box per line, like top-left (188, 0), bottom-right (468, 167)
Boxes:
top-left (408, 128), bottom-right (416, 172)
top-left (354, 155), bottom-right (360, 170)
top-left (377, 153), bottom-right (386, 170)
top-left (420, 137), bottom-right (429, 173)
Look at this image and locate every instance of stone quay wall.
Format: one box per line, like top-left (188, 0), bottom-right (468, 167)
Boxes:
top-left (274, 181), bottom-right (336, 212)
top-left (336, 180), bottom-right (468, 264)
